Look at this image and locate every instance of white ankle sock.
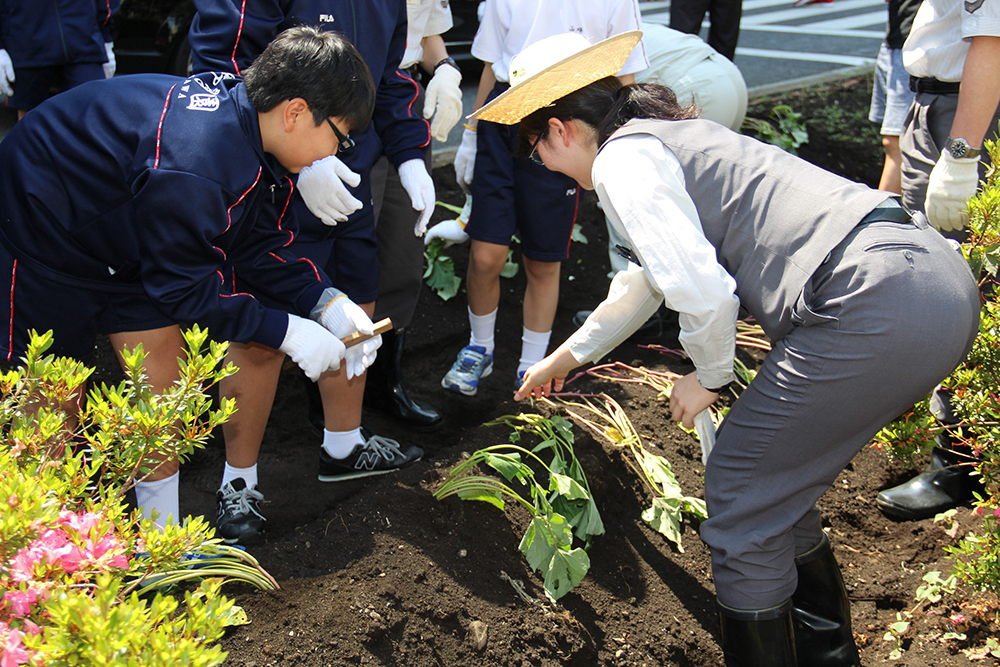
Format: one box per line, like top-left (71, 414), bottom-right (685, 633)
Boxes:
top-left (469, 307), bottom-right (497, 356)
top-left (221, 463), bottom-right (258, 490)
top-left (518, 327), bottom-right (552, 374)
top-left (322, 428), bottom-right (363, 459)
top-left (135, 471), bottom-right (180, 529)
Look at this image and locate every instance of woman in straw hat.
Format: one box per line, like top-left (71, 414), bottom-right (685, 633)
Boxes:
top-left (499, 31), bottom-right (980, 666)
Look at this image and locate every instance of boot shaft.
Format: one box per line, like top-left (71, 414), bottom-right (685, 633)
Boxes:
top-left (718, 599), bottom-right (797, 667)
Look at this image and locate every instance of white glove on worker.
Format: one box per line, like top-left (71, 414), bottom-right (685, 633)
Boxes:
top-left (398, 158), bottom-right (435, 236)
top-left (298, 155), bottom-right (363, 226)
top-left (103, 42), bottom-right (116, 79)
top-left (314, 290), bottom-right (381, 380)
top-left (279, 314), bottom-right (346, 382)
top-left (0, 49), bottom-right (14, 98)
top-left (425, 194), bottom-right (471, 247)
top-left (453, 127), bottom-right (477, 194)
top-left (423, 64), bottom-right (463, 142)
top-left (925, 151), bottom-right (980, 232)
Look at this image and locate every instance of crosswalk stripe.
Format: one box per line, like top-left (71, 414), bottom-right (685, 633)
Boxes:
top-left (734, 46), bottom-right (875, 65)
top-left (742, 0), bottom-right (884, 25)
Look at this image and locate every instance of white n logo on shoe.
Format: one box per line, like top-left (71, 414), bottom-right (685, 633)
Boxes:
top-left (354, 451), bottom-right (382, 470)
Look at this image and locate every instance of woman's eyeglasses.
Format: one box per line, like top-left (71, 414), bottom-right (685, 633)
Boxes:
top-left (326, 118), bottom-right (355, 152)
top-left (528, 134), bottom-right (544, 166)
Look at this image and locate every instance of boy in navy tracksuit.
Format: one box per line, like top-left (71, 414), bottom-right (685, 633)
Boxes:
top-left (0, 26), bottom-right (379, 529)
top-left (0, 0), bottom-right (120, 116)
top-left (189, 0), bottom-right (432, 545)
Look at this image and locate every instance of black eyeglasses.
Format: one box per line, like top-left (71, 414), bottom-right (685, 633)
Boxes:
top-left (325, 118), bottom-right (355, 151)
top-left (528, 133), bottom-right (544, 166)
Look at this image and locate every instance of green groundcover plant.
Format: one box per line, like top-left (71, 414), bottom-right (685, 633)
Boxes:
top-left (0, 327), bottom-right (276, 666)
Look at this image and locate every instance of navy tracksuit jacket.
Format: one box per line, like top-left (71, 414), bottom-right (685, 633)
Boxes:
top-left (0, 73), bottom-right (330, 348)
top-left (188, 0), bottom-right (430, 237)
top-left (0, 0), bottom-right (119, 67)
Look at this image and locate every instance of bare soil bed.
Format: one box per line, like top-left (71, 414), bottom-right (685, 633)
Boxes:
top-left (155, 75), bottom-right (998, 666)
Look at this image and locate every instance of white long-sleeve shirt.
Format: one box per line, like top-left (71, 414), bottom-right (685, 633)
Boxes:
top-left (566, 134), bottom-right (740, 390)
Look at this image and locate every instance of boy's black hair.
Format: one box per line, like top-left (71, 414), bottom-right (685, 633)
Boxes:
top-left (244, 26), bottom-right (375, 132)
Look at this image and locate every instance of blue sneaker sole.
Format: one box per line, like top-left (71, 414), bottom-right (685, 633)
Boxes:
top-left (442, 365), bottom-right (493, 396)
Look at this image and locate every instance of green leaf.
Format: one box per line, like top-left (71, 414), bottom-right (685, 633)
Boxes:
top-left (519, 512), bottom-right (573, 573)
top-left (457, 487), bottom-right (506, 510)
top-left (543, 547), bottom-right (590, 601)
top-left (483, 452), bottom-right (525, 482)
top-left (550, 473), bottom-right (588, 500)
top-left (570, 223), bottom-right (588, 244)
top-left (643, 497), bottom-right (684, 550)
top-left (220, 604), bottom-right (250, 627)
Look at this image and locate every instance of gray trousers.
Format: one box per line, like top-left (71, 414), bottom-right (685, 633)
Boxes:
top-left (369, 81), bottom-right (429, 330)
top-left (900, 91), bottom-right (1000, 241)
top-left (700, 216), bottom-right (980, 610)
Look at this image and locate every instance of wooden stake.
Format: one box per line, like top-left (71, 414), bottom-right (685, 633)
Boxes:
top-left (341, 318), bottom-right (393, 348)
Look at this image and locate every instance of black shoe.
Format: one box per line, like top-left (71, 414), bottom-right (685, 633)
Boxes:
top-left (216, 479), bottom-right (266, 545)
top-left (572, 307), bottom-right (665, 343)
top-left (876, 446), bottom-right (981, 520)
top-left (364, 329), bottom-right (442, 431)
top-left (717, 598), bottom-right (797, 667)
top-left (318, 433), bottom-right (424, 482)
top-left (791, 535), bottom-right (861, 667)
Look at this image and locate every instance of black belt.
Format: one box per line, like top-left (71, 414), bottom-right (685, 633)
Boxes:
top-left (860, 202), bottom-right (912, 225)
top-left (909, 76), bottom-right (961, 95)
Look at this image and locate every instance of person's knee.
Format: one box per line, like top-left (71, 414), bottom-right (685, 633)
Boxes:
top-left (468, 241), bottom-right (509, 278)
top-left (522, 257), bottom-right (561, 284)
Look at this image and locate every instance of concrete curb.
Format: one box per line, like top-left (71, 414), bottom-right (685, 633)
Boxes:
top-left (430, 64), bottom-right (875, 169)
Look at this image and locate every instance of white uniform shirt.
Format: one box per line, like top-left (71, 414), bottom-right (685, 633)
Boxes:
top-left (403, 0), bottom-right (455, 70)
top-left (903, 0), bottom-right (1000, 82)
top-left (635, 22), bottom-right (716, 87)
top-left (471, 0), bottom-right (649, 82)
top-left (566, 134), bottom-right (740, 390)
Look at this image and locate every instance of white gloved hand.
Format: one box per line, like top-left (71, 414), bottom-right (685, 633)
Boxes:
top-left (925, 151), bottom-right (980, 232)
top-left (423, 64), bottom-right (463, 142)
top-left (103, 42), bottom-right (116, 79)
top-left (317, 295), bottom-right (381, 380)
top-left (453, 127), bottom-right (477, 194)
top-left (279, 314), bottom-right (346, 382)
top-left (298, 155), bottom-right (363, 226)
top-left (398, 158), bottom-right (435, 236)
top-left (424, 218), bottom-right (469, 247)
top-left (0, 49), bottom-right (14, 98)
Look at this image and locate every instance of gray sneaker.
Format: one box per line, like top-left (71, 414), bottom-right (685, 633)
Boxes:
top-left (442, 345), bottom-right (493, 396)
top-left (318, 434), bottom-right (423, 482)
top-left (216, 479), bottom-right (266, 545)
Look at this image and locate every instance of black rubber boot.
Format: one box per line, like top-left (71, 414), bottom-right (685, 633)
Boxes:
top-left (363, 328), bottom-right (442, 431)
top-left (875, 445), bottom-right (980, 520)
top-left (717, 598), bottom-right (797, 667)
top-left (791, 535), bottom-right (861, 667)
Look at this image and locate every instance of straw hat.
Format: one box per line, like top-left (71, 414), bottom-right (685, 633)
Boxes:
top-left (470, 30), bottom-right (643, 125)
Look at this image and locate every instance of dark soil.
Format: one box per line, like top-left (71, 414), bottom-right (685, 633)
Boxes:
top-left (165, 74), bottom-right (997, 666)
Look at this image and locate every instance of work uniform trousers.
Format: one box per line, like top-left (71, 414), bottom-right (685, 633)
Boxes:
top-left (670, 0), bottom-right (742, 61)
top-left (700, 215), bottom-right (980, 611)
top-left (369, 81), bottom-right (429, 331)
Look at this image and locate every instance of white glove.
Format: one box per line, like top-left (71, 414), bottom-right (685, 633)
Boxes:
top-left (317, 295), bottom-right (381, 380)
top-left (423, 64), bottom-right (463, 142)
top-left (398, 158), bottom-right (435, 236)
top-left (454, 127), bottom-right (477, 194)
top-left (279, 314), bottom-right (346, 382)
top-left (925, 151), bottom-right (980, 232)
top-left (103, 42), bottom-right (116, 79)
top-left (424, 218), bottom-right (469, 247)
top-left (298, 155), bottom-right (363, 226)
top-left (0, 49), bottom-right (14, 98)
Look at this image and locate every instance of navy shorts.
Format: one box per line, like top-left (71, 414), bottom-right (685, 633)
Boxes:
top-left (6, 63), bottom-right (105, 111)
top-left (467, 82), bottom-right (580, 262)
top-left (0, 244), bottom-right (174, 364)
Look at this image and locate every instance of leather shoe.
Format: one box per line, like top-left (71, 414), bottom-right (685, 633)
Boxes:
top-left (876, 446), bottom-right (981, 520)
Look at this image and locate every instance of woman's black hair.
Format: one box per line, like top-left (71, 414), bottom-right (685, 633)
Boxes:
top-left (244, 26), bottom-right (376, 132)
top-left (517, 76), bottom-right (699, 155)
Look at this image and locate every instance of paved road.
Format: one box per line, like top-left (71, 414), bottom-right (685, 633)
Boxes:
top-left (0, 0), bottom-right (886, 152)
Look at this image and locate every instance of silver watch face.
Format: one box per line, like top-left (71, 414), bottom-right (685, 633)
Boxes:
top-left (948, 137), bottom-right (976, 159)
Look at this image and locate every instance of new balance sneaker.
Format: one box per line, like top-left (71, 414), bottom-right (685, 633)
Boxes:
top-left (442, 345), bottom-right (493, 396)
top-left (318, 433), bottom-right (424, 482)
top-left (216, 479), bottom-right (266, 545)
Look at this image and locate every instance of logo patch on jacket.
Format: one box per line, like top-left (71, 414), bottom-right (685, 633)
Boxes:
top-left (188, 94), bottom-right (220, 111)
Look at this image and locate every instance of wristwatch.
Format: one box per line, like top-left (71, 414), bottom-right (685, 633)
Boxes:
top-left (433, 56), bottom-right (461, 74)
top-left (945, 136), bottom-right (981, 160)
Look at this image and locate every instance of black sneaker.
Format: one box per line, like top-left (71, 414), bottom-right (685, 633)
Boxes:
top-left (318, 434), bottom-right (424, 482)
top-left (216, 479), bottom-right (266, 545)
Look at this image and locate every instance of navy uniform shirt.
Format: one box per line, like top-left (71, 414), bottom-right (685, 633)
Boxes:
top-left (0, 73), bottom-right (330, 348)
top-left (0, 0), bottom-right (119, 67)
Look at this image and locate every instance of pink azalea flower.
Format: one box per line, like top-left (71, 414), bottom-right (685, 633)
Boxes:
top-left (993, 507), bottom-right (1000, 519)
top-left (1, 591), bottom-right (37, 617)
top-left (58, 511), bottom-right (100, 538)
top-left (0, 621), bottom-right (28, 667)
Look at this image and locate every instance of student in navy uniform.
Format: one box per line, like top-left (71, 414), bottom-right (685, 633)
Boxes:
top-left (189, 0), bottom-right (431, 545)
top-left (0, 26), bottom-right (380, 530)
top-left (0, 0), bottom-right (120, 118)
